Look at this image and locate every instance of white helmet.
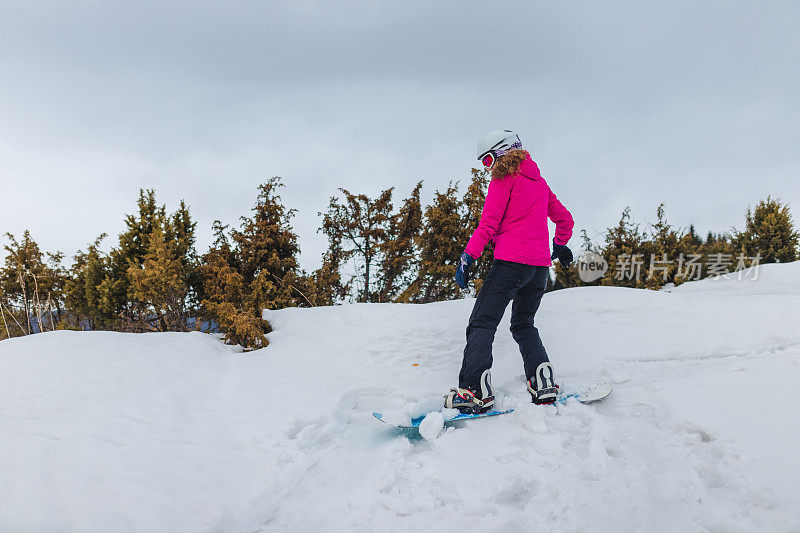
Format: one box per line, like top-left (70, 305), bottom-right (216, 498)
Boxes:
top-left (477, 130), bottom-right (523, 169)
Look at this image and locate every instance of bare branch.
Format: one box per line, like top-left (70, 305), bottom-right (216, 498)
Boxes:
top-left (32, 273), bottom-right (44, 333)
top-left (0, 301), bottom-right (10, 339)
top-left (267, 272), bottom-right (315, 308)
top-left (1, 301), bottom-right (27, 336)
top-left (46, 294), bottom-right (56, 332)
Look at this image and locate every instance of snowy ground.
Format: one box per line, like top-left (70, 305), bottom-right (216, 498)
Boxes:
top-left (2, 263), bottom-right (800, 532)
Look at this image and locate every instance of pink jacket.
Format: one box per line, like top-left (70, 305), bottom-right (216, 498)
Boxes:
top-left (465, 153), bottom-right (574, 266)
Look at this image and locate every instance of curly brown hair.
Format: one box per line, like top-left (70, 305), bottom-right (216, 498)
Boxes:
top-left (491, 149), bottom-right (528, 181)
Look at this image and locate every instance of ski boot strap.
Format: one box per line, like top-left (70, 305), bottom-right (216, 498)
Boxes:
top-left (449, 387), bottom-right (485, 406)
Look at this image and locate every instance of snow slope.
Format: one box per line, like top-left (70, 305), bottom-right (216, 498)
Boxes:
top-left (1, 262), bottom-right (800, 532)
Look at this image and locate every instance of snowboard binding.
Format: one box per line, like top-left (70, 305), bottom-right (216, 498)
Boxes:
top-left (444, 369), bottom-right (495, 414)
top-left (527, 362), bottom-right (559, 405)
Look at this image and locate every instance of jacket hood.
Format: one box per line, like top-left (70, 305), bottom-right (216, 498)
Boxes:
top-left (517, 153), bottom-right (542, 181)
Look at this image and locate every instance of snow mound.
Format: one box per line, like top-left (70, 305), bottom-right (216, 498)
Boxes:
top-left (418, 411), bottom-right (444, 440)
top-left (670, 260), bottom-right (800, 295)
top-left (1, 261), bottom-right (800, 531)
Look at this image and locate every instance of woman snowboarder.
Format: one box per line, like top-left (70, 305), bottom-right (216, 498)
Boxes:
top-left (445, 130), bottom-right (574, 413)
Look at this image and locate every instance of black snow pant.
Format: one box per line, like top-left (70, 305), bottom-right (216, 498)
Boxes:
top-left (459, 260), bottom-right (551, 390)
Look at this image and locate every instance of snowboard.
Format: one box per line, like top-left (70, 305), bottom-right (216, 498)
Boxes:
top-left (372, 382), bottom-right (612, 430)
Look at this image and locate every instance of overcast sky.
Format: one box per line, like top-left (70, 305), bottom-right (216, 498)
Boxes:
top-left (1, 1), bottom-right (798, 270)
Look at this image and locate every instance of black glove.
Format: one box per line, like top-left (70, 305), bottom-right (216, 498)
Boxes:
top-left (551, 240), bottom-right (573, 268)
top-left (455, 252), bottom-right (475, 289)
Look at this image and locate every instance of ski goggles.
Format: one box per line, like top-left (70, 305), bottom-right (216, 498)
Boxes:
top-left (478, 141), bottom-right (523, 170)
top-left (480, 152), bottom-right (497, 169)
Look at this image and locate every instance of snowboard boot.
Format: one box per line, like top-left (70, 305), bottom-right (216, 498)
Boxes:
top-left (444, 369), bottom-right (495, 414)
top-left (527, 362), bottom-right (559, 405)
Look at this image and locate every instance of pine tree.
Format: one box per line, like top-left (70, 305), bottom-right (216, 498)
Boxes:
top-left (61, 189), bottom-right (200, 332)
top-left (462, 168), bottom-right (493, 293)
top-left (551, 229), bottom-right (595, 290)
top-left (668, 225), bottom-right (704, 286)
top-left (128, 216), bottom-right (188, 331)
top-left (303, 226), bottom-right (349, 306)
top-left (685, 225), bottom-right (703, 248)
top-left (64, 235), bottom-right (115, 330)
top-left (734, 196), bottom-right (799, 263)
top-left (403, 183), bottom-right (468, 302)
top-left (1, 231), bottom-right (65, 337)
top-left (230, 177), bottom-right (301, 309)
top-left (167, 200), bottom-right (201, 310)
top-left (700, 231), bottom-right (736, 256)
top-left (320, 187), bottom-right (393, 302)
top-left (600, 207), bottom-right (648, 289)
top-left (643, 204), bottom-right (684, 289)
top-left (201, 249), bottom-right (269, 349)
top-left (100, 189), bottom-right (166, 328)
top-left (291, 253), bottom-right (348, 307)
top-left (200, 177), bottom-right (305, 349)
top-left (377, 182), bottom-right (423, 302)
